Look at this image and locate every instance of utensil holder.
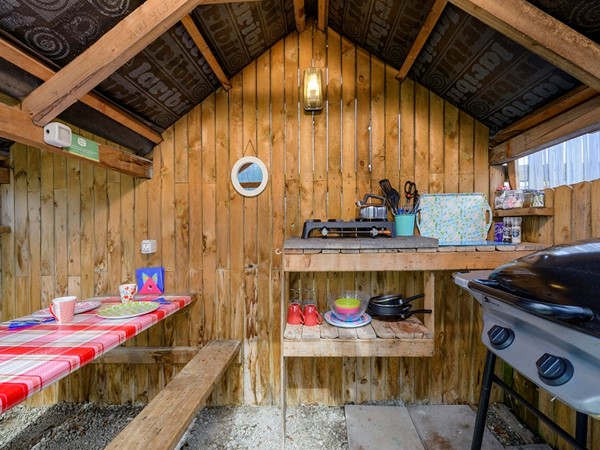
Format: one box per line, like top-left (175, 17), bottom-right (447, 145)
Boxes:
top-left (394, 214), bottom-right (415, 236)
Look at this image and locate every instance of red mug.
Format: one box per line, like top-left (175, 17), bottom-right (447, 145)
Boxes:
top-left (287, 302), bottom-right (304, 325)
top-left (304, 303), bottom-right (322, 326)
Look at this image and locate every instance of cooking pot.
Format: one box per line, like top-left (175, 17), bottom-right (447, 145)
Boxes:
top-left (356, 194), bottom-right (388, 220)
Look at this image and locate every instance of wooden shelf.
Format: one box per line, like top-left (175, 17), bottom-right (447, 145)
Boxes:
top-left (279, 238), bottom-right (545, 441)
top-left (283, 317), bottom-right (433, 357)
top-left (493, 207), bottom-right (553, 217)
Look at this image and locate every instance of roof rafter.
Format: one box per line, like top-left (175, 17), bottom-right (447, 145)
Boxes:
top-left (491, 86), bottom-right (598, 145)
top-left (294, 0), bottom-right (306, 32)
top-left (181, 15), bottom-right (231, 91)
top-left (397, 0), bottom-right (447, 82)
top-left (0, 103), bottom-right (153, 178)
top-left (490, 96), bottom-right (600, 165)
top-left (0, 38), bottom-right (163, 145)
top-left (448, 0), bottom-right (600, 92)
top-left (317, 0), bottom-right (329, 32)
top-left (20, 0), bottom-right (252, 127)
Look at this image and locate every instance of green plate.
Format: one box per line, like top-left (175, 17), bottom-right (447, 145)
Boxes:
top-left (96, 301), bottom-right (159, 319)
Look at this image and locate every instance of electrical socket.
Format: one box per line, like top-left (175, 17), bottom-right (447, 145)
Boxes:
top-left (141, 240), bottom-right (157, 254)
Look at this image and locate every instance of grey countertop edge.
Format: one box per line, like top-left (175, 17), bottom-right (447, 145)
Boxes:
top-left (283, 236), bottom-right (439, 250)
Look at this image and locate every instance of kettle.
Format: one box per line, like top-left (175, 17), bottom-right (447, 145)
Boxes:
top-left (356, 194), bottom-right (388, 220)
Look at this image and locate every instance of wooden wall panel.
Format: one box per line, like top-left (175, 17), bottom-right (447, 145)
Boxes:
top-left (499, 180), bottom-right (600, 449)
top-left (1, 24), bottom-right (501, 410)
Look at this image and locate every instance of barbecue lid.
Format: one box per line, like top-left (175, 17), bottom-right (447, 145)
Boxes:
top-left (487, 239), bottom-right (600, 310)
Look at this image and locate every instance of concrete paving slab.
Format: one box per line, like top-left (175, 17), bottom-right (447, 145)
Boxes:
top-left (408, 405), bottom-right (504, 449)
top-left (345, 405), bottom-right (425, 450)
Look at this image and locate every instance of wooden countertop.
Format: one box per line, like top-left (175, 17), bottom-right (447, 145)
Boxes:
top-left (282, 238), bottom-right (548, 272)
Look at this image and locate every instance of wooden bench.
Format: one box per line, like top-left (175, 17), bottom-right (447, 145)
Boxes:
top-left (106, 339), bottom-right (241, 450)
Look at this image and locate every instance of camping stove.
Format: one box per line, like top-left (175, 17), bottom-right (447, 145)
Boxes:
top-left (301, 219), bottom-right (394, 238)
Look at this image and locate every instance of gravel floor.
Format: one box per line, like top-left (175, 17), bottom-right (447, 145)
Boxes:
top-left (0, 403), bottom-right (144, 450)
top-left (0, 402), bottom-right (531, 449)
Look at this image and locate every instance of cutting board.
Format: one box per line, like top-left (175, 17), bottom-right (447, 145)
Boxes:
top-left (416, 193), bottom-right (492, 245)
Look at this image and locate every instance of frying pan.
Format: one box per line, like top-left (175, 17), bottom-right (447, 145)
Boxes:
top-left (369, 293), bottom-right (424, 308)
top-left (367, 302), bottom-right (431, 320)
top-left (367, 294), bottom-right (430, 320)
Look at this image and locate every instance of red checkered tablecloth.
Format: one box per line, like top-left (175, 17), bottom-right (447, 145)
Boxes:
top-left (0, 294), bottom-right (193, 413)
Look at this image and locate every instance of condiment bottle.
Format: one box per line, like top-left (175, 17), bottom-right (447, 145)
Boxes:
top-left (503, 217), bottom-right (512, 243)
top-left (512, 217), bottom-right (522, 244)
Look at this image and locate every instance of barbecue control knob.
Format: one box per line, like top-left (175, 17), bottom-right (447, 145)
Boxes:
top-left (487, 325), bottom-right (514, 349)
top-left (536, 353), bottom-right (574, 386)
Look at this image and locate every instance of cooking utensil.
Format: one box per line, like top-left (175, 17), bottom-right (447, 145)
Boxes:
top-left (403, 180), bottom-right (420, 214)
top-left (367, 294), bottom-right (425, 317)
top-left (369, 293), bottom-right (424, 308)
top-left (379, 179), bottom-right (401, 215)
top-left (367, 301), bottom-right (432, 320)
top-left (356, 194), bottom-right (388, 220)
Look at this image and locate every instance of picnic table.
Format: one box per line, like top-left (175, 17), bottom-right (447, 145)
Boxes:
top-left (0, 293), bottom-right (194, 414)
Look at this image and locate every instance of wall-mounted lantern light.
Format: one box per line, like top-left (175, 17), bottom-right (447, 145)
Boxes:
top-left (303, 67), bottom-right (323, 111)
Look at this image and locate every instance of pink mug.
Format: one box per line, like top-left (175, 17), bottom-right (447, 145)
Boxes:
top-left (287, 303), bottom-right (305, 325)
top-left (304, 303), bottom-right (322, 326)
top-left (49, 296), bottom-right (77, 324)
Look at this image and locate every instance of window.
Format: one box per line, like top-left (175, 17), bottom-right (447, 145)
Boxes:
top-left (516, 130), bottom-right (600, 189)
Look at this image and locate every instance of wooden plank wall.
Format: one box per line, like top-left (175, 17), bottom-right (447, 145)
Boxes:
top-left (1, 24), bottom-right (492, 409)
top-left (518, 180), bottom-right (600, 450)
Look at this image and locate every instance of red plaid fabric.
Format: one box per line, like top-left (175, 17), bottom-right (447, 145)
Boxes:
top-left (0, 294), bottom-right (192, 413)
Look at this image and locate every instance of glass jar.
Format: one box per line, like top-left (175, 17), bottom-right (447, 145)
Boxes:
top-left (532, 191), bottom-right (545, 207)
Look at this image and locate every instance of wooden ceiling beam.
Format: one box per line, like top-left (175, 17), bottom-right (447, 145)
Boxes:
top-left (0, 38), bottom-right (162, 144)
top-left (20, 0), bottom-right (246, 127)
top-left (181, 15), bottom-right (231, 91)
top-left (317, 0), bottom-right (329, 32)
top-left (0, 102), bottom-right (153, 178)
top-left (448, 0), bottom-right (600, 92)
top-left (491, 86), bottom-right (598, 145)
top-left (294, 0), bottom-right (306, 32)
top-left (397, 0), bottom-right (447, 82)
top-left (490, 96), bottom-right (600, 165)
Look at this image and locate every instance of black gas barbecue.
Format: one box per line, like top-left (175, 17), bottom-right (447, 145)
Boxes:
top-left (454, 239), bottom-right (600, 450)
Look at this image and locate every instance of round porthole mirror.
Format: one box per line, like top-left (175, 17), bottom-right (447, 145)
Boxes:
top-left (231, 156), bottom-right (269, 197)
